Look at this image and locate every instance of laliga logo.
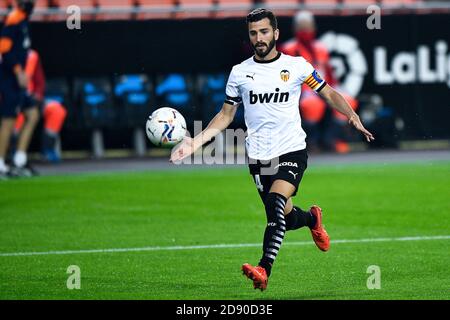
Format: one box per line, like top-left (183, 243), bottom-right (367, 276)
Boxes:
top-left (320, 32), bottom-right (450, 89)
top-left (319, 32), bottom-right (368, 97)
top-left (375, 41), bottom-right (450, 87)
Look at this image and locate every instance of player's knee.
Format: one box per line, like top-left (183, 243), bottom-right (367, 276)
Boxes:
top-left (264, 192), bottom-right (287, 222)
top-left (25, 108), bottom-right (40, 125)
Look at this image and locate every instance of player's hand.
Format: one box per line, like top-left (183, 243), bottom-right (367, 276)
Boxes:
top-left (16, 71), bottom-right (28, 89)
top-left (349, 113), bottom-right (375, 142)
top-left (170, 136), bottom-right (196, 163)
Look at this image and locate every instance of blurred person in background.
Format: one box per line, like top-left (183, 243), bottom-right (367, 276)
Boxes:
top-left (0, 0), bottom-right (37, 179)
top-left (12, 49), bottom-right (67, 167)
top-left (280, 10), bottom-right (359, 153)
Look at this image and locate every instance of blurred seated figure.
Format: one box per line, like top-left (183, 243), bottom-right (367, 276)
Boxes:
top-left (280, 10), bottom-right (359, 153)
top-left (13, 50), bottom-right (67, 163)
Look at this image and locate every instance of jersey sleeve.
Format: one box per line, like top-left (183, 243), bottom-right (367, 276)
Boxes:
top-left (0, 25), bottom-right (19, 70)
top-left (224, 67), bottom-right (242, 106)
top-left (298, 58), bottom-right (327, 93)
top-left (0, 10), bottom-right (26, 71)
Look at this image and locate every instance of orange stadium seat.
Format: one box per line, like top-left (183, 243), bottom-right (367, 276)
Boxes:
top-left (0, 0), bottom-right (13, 10)
top-left (178, 0), bottom-right (214, 3)
top-left (97, 0), bottom-right (135, 7)
top-left (344, 0), bottom-right (417, 5)
top-left (342, 0), bottom-right (418, 14)
top-left (302, 0), bottom-right (339, 14)
top-left (96, 0), bottom-right (136, 20)
top-left (35, 0), bottom-right (49, 8)
top-left (380, 0), bottom-right (419, 14)
top-left (303, 0), bottom-right (338, 3)
top-left (264, 0), bottom-right (302, 17)
top-left (177, 0), bottom-right (215, 18)
top-left (218, 0), bottom-right (253, 4)
top-left (382, 0), bottom-right (417, 4)
top-left (216, 0), bottom-right (254, 18)
top-left (302, 0), bottom-right (340, 9)
top-left (49, 0), bottom-right (97, 21)
top-left (138, 0), bottom-right (176, 19)
top-left (55, 0), bottom-right (96, 9)
top-left (30, 0), bottom-right (51, 21)
top-left (343, 0), bottom-right (377, 4)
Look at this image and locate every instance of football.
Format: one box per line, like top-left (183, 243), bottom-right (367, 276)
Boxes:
top-left (146, 107), bottom-right (187, 147)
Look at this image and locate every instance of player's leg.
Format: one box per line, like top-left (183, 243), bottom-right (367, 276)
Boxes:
top-left (284, 197), bottom-right (293, 214)
top-left (284, 197), bottom-right (316, 230)
top-left (14, 96), bottom-right (40, 170)
top-left (265, 150), bottom-right (316, 230)
top-left (258, 179), bottom-right (295, 272)
top-left (242, 179), bottom-right (295, 291)
top-left (0, 79), bottom-right (22, 178)
top-left (284, 201), bottom-right (316, 231)
top-left (0, 118), bottom-right (15, 178)
top-left (285, 198), bottom-right (329, 251)
top-left (274, 150), bottom-right (329, 251)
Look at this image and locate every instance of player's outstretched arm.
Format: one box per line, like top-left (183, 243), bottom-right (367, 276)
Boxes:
top-left (318, 84), bottom-right (375, 142)
top-left (170, 103), bottom-right (237, 162)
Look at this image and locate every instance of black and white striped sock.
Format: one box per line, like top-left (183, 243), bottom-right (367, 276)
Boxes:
top-left (258, 192), bottom-right (287, 277)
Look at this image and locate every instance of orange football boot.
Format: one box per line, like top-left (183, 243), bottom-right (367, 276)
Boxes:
top-left (309, 205), bottom-right (330, 252)
top-left (241, 263), bottom-right (268, 291)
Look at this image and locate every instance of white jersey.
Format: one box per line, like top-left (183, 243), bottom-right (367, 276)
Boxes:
top-left (225, 52), bottom-right (326, 160)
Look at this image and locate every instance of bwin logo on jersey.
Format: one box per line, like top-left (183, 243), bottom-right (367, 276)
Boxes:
top-left (249, 88), bottom-right (289, 104)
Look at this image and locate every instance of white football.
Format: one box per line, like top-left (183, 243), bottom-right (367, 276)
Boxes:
top-left (146, 107), bottom-right (186, 147)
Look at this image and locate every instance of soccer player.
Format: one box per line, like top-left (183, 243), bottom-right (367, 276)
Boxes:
top-left (170, 8), bottom-right (374, 291)
top-left (0, 0), bottom-right (37, 179)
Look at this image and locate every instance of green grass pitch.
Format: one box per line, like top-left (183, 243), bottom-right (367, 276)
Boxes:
top-left (0, 162), bottom-right (449, 300)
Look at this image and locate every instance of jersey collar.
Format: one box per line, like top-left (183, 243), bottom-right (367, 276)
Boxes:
top-left (253, 52), bottom-right (281, 64)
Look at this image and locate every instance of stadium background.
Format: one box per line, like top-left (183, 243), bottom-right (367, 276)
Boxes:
top-left (0, 0), bottom-right (449, 301)
top-left (1, 0), bottom-right (450, 156)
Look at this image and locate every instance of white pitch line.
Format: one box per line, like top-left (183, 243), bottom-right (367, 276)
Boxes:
top-left (0, 235), bottom-right (449, 257)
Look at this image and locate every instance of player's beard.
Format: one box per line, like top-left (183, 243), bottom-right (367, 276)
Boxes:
top-left (252, 36), bottom-right (276, 59)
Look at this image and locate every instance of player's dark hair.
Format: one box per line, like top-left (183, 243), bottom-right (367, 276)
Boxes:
top-left (246, 8), bottom-right (278, 30)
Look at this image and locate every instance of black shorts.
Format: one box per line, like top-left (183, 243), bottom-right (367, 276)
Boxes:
top-left (0, 74), bottom-right (36, 118)
top-left (249, 149), bottom-right (308, 201)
